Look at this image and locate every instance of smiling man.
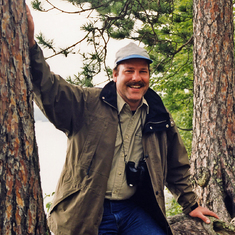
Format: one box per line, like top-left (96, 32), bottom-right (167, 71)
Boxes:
top-left (27, 6), bottom-right (218, 235)
top-left (113, 60), bottom-right (149, 111)
top-left (113, 43), bottom-right (151, 111)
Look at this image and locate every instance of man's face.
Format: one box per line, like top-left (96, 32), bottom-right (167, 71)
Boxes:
top-left (113, 58), bottom-right (150, 111)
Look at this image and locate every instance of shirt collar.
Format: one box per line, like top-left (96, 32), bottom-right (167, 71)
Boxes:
top-left (117, 92), bottom-right (149, 114)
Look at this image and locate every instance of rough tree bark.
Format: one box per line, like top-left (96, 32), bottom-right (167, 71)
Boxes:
top-left (0, 1), bottom-right (50, 234)
top-left (168, 214), bottom-right (235, 235)
top-left (191, 0), bottom-right (235, 223)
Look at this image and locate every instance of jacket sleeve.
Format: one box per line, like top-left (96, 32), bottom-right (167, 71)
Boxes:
top-left (166, 122), bottom-right (198, 214)
top-left (29, 43), bottom-right (85, 136)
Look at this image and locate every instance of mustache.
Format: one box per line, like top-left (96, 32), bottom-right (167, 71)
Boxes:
top-left (126, 81), bottom-right (145, 87)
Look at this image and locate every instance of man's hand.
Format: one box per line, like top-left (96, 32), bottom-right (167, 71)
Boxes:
top-left (189, 206), bottom-right (219, 224)
top-left (26, 5), bottom-right (36, 48)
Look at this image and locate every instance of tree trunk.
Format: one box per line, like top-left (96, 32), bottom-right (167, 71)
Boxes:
top-left (0, 1), bottom-right (50, 234)
top-left (191, 0), bottom-right (235, 222)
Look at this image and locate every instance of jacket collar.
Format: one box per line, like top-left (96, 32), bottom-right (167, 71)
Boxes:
top-left (99, 81), bottom-right (117, 110)
top-left (100, 81), bottom-right (170, 132)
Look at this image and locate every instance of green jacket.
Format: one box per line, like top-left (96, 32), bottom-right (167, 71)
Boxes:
top-left (30, 44), bottom-right (197, 235)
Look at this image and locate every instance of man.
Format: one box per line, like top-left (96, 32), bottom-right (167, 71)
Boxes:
top-left (27, 6), bottom-right (218, 235)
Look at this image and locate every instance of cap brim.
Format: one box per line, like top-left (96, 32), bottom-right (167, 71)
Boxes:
top-left (116, 55), bottom-right (153, 64)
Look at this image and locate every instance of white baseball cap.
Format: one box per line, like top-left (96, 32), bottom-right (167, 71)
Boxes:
top-left (114, 42), bottom-right (153, 67)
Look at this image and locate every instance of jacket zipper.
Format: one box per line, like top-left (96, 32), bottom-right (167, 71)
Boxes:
top-left (146, 120), bottom-right (168, 125)
top-left (102, 99), bottom-right (118, 111)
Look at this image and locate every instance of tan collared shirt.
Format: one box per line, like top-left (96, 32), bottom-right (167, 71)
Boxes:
top-left (105, 93), bottom-right (149, 200)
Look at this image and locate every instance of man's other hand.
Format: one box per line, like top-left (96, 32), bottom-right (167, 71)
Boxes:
top-left (189, 206), bottom-right (219, 224)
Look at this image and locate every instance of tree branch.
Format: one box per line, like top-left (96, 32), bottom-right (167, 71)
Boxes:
top-left (45, 32), bottom-right (90, 60)
top-left (42, 0), bottom-right (109, 14)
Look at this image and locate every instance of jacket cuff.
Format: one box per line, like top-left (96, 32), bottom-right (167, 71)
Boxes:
top-left (183, 202), bottom-right (199, 214)
top-left (29, 42), bottom-right (39, 57)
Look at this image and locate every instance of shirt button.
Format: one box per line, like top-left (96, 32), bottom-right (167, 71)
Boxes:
top-left (150, 126), bottom-right (153, 130)
top-left (118, 172), bottom-right (122, 175)
top-left (166, 124), bottom-right (169, 128)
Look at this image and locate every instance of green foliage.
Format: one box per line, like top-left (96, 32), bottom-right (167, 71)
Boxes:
top-left (31, 0), bottom-right (44, 11)
top-left (66, 64), bottom-right (95, 87)
top-left (36, 32), bottom-right (55, 53)
top-left (166, 197), bottom-right (183, 217)
top-left (44, 192), bottom-right (55, 213)
top-left (149, 0), bottom-right (194, 153)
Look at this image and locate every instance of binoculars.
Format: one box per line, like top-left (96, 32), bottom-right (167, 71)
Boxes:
top-left (125, 159), bottom-right (146, 187)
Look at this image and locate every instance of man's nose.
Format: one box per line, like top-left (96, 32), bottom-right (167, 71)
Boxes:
top-left (132, 71), bottom-right (141, 81)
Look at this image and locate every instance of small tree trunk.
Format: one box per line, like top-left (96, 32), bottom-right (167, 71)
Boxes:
top-left (192, 0), bottom-right (235, 222)
top-left (0, 1), bottom-right (50, 234)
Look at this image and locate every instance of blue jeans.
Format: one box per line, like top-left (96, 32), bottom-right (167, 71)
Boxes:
top-left (98, 199), bottom-right (166, 235)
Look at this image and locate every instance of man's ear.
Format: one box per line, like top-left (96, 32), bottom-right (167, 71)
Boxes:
top-left (113, 69), bottom-right (117, 82)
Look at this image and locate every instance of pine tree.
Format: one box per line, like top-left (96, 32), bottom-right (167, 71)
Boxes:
top-left (191, 0), bottom-right (235, 222)
top-left (0, 1), bottom-right (50, 234)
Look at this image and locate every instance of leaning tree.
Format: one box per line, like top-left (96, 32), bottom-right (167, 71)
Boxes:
top-left (191, 0), bottom-right (235, 223)
top-left (0, 1), bottom-right (49, 234)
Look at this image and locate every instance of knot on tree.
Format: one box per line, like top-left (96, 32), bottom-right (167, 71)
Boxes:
top-left (204, 217), bottom-right (235, 235)
top-left (197, 168), bottom-right (210, 188)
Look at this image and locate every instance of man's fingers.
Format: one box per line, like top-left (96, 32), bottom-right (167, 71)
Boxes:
top-left (200, 208), bottom-right (219, 219)
top-left (199, 214), bottom-right (211, 224)
top-left (189, 206), bottom-right (219, 224)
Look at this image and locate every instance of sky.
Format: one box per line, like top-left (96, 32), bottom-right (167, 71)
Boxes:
top-left (25, 0), bottom-right (131, 199)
